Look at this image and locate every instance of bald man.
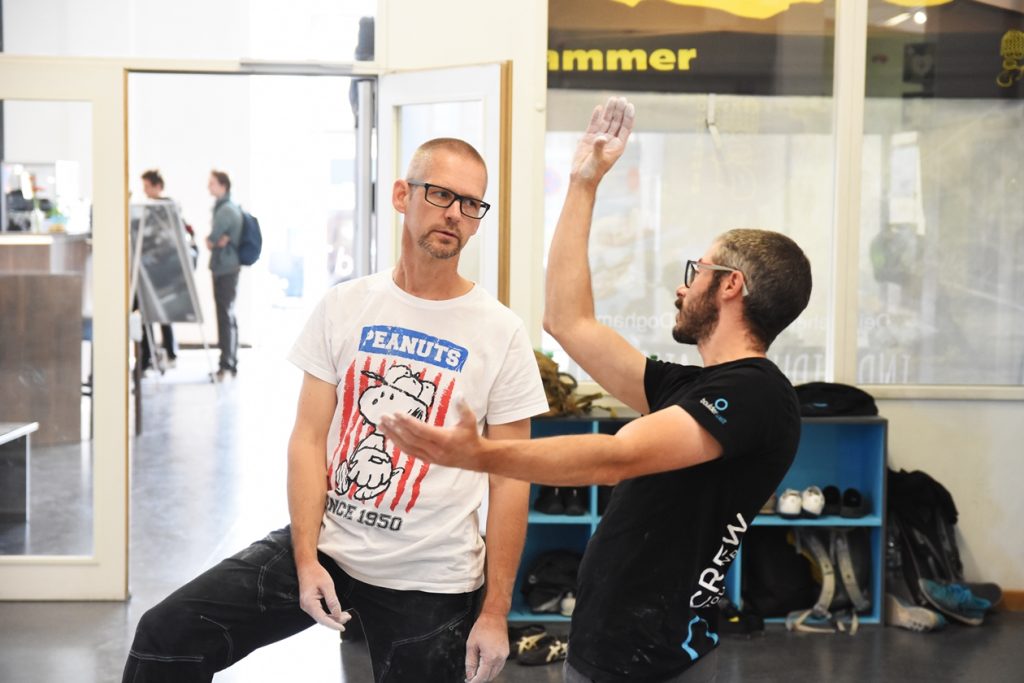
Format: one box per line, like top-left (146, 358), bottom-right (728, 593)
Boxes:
top-left (123, 139), bottom-right (548, 683)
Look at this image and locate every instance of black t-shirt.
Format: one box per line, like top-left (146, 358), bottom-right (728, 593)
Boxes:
top-left (567, 357), bottom-right (801, 682)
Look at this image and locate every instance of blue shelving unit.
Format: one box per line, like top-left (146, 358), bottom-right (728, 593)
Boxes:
top-left (727, 416), bottom-right (888, 624)
top-left (509, 415), bottom-right (888, 624)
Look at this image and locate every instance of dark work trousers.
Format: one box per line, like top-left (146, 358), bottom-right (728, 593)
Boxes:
top-left (212, 270), bottom-right (239, 372)
top-left (122, 527), bottom-right (482, 683)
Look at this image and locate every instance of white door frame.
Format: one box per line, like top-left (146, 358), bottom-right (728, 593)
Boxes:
top-left (0, 55), bottom-right (129, 599)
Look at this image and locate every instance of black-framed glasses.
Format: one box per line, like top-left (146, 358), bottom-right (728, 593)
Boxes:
top-left (684, 259), bottom-right (751, 296)
top-left (407, 181), bottom-right (491, 219)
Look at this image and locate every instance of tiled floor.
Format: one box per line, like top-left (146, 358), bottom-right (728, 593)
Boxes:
top-left (0, 349), bottom-right (1021, 682)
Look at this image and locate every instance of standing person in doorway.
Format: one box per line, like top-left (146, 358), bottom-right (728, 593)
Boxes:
top-left (206, 169), bottom-right (242, 380)
top-left (137, 169), bottom-right (199, 372)
top-left (122, 138), bottom-right (549, 683)
top-left (137, 169), bottom-right (179, 372)
top-left (380, 98), bottom-right (814, 683)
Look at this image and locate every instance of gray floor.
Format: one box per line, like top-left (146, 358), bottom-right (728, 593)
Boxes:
top-left (1, 349), bottom-right (1021, 682)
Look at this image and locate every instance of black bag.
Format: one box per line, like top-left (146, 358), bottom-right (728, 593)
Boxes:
top-left (237, 209), bottom-right (263, 266)
top-left (794, 382), bottom-right (878, 417)
top-left (521, 550), bottom-right (581, 613)
top-left (887, 468), bottom-right (964, 605)
top-left (741, 527), bottom-right (818, 618)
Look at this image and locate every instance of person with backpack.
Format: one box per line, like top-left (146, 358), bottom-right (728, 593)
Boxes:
top-left (206, 169), bottom-right (243, 380)
top-left (381, 98), bottom-right (813, 683)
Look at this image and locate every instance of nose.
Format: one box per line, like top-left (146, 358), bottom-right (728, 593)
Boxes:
top-left (443, 200), bottom-right (463, 221)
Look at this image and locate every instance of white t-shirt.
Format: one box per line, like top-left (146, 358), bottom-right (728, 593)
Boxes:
top-left (288, 270), bottom-right (549, 593)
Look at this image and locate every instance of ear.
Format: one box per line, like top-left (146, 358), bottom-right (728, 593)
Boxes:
top-left (392, 179), bottom-right (409, 214)
top-left (721, 271), bottom-right (746, 300)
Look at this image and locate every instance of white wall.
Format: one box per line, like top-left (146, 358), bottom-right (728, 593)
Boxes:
top-left (881, 400), bottom-right (1024, 588)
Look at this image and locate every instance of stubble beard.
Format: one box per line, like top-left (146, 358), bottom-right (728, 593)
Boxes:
top-left (417, 228), bottom-right (463, 260)
top-left (672, 284), bottom-right (720, 346)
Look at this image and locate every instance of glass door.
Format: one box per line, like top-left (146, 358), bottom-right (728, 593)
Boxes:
top-left (0, 56), bottom-right (130, 599)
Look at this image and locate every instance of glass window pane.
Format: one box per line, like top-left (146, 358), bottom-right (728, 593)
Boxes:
top-left (859, 0), bottom-right (1024, 385)
top-left (4, 0), bottom-right (376, 63)
top-left (545, 1), bottom-right (836, 384)
top-left (1, 101), bottom-right (94, 556)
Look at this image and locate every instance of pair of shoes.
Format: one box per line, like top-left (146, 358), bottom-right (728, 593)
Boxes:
top-left (918, 578), bottom-right (990, 625)
top-left (166, 357), bottom-right (177, 369)
top-left (507, 624), bottom-right (546, 660)
top-left (517, 634), bottom-right (569, 666)
top-left (885, 592), bottom-right (947, 632)
top-left (533, 486), bottom-right (588, 516)
top-left (777, 487), bottom-right (824, 518)
top-left (840, 488), bottom-right (870, 518)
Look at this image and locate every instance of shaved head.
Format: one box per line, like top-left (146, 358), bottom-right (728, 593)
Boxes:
top-left (407, 138), bottom-right (487, 189)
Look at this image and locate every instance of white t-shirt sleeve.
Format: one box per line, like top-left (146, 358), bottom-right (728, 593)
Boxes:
top-left (485, 324), bottom-right (550, 425)
top-left (287, 292), bottom-right (339, 385)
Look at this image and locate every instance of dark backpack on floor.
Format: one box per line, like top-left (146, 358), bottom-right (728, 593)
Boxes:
top-left (886, 468), bottom-right (964, 605)
top-left (237, 209), bottom-right (263, 266)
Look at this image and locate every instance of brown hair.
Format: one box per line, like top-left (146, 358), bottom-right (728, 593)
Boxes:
top-left (210, 170), bottom-right (231, 193)
top-left (141, 169), bottom-right (164, 188)
top-left (714, 228), bottom-right (812, 352)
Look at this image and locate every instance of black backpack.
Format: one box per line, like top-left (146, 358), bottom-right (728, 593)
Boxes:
top-left (886, 468), bottom-right (964, 605)
top-left (794, 382), bottom-right (878, 417)
top-left (521, 550), bottom-right (581, 613)
top-left (237, 209), bottom-right (263, 266)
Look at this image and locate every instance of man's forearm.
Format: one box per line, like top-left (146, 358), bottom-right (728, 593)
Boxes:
top-left (288, 442), bottom-right (328, 567)
top-left (480, 477), bottom-right (530, 617)
top-left (544, 181), bottom-right (600, 337)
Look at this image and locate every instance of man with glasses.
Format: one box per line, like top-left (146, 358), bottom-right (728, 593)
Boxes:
top-left (380, 99), bottom-right (813, 682)
top-left (123, 138), bottom-right (548, 683)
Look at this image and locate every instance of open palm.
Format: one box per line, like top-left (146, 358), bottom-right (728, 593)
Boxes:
top-left (572, 96), bottom-right (636, 183)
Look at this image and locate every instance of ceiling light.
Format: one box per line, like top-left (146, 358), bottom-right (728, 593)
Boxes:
top-left (913, 10), bottom-right (928, 24)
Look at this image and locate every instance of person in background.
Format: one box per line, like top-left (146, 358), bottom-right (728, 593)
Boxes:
top-left (122, 138), bottom-right (549, 683)
top-left (137, 169), bottom-right (197, 372)
top-left (206, 169), bottom-right (242, 380)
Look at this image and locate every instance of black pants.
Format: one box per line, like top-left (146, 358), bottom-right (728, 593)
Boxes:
top-left (212, 271), bottom-right (239, 372)
top-left (140, 324), bottom-right (176, 369)
top-left (122, 527), bottom-right (481, 683)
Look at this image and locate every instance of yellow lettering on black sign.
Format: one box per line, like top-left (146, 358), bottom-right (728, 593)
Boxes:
top-left (548, 48), bottom-right (698, 72)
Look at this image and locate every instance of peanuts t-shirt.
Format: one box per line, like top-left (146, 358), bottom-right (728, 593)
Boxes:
top-left (288, 270), bottom-right (549, 593)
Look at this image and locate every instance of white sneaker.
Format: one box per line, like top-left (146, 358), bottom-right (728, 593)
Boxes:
top-left (801, 486), bottom-right (825, 518)
top-left (777, 489), bottom-right (802, 518)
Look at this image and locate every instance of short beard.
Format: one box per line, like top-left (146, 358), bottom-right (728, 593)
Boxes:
top-left (417, 232), bottom-right (462, 260)
top-left (672, 280), bottom-right (720, 345)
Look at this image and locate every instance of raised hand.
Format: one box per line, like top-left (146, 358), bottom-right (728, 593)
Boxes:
top-left (571, 96), bottom-right (636, 185)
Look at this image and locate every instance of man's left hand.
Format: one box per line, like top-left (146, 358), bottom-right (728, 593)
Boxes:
top-left (464, 611), bottom-right (509, 682)
top-left (379, 397), bottom-right (485, 471)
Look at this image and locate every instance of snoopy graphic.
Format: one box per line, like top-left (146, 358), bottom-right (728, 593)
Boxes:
top-left (335, 364), bottom-right (437, 500)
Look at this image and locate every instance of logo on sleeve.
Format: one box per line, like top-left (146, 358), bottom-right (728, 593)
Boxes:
top-left (699, 397), bottom-right (729, 424)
